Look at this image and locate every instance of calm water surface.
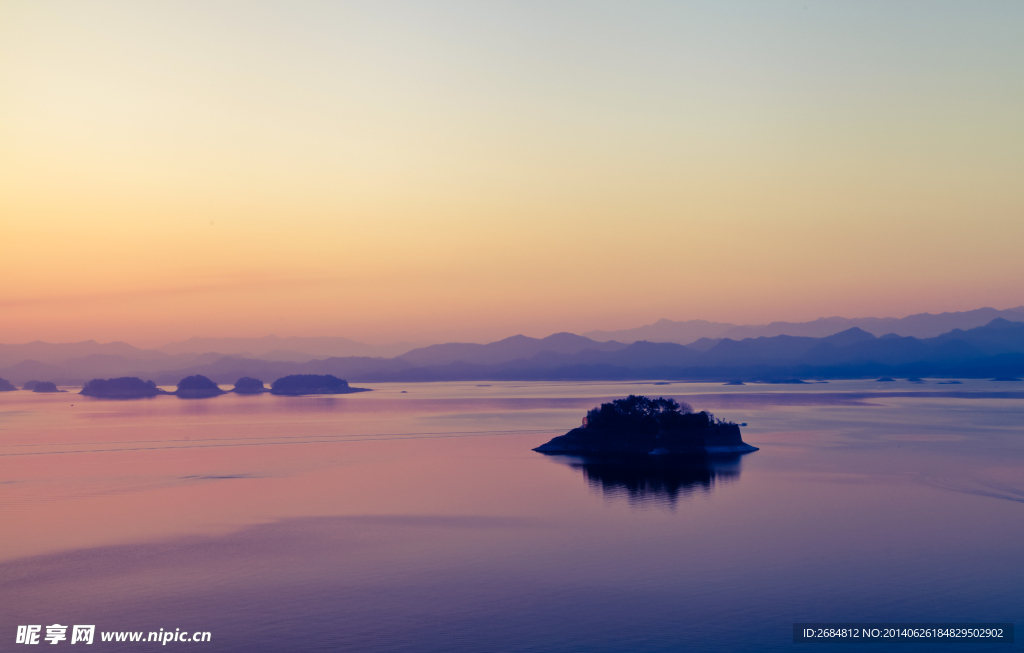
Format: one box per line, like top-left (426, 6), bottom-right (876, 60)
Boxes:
top-left (1, 380), bottom-right (1022, 651)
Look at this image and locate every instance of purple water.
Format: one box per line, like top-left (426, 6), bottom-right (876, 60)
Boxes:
top-left (2, 380), bottom-right (1022, 651)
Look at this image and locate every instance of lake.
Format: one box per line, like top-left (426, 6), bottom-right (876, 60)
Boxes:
top-left (1, 380), bottom-right (1021, 651)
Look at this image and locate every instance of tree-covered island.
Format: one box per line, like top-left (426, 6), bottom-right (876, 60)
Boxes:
top-left (534, 395), bottom-right (758, 456)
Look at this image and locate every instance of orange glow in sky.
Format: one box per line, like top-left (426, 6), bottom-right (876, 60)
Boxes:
top-left (2, 2), bottom-right (1022, 345)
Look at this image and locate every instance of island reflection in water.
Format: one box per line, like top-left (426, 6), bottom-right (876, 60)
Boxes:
top-left (550, 453), bottom-right (747, 506)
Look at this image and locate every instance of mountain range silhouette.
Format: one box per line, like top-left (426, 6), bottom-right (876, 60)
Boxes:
top-left (2, 318), bottom-right (1023, 386)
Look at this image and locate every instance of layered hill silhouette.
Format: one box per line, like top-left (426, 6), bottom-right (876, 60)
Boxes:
top-left (2, 316), bottom-right (1024, 385)
top-left (396, 332), bottom-right (627, 366)
top-left (584, 306), bottom-right (1024, 344)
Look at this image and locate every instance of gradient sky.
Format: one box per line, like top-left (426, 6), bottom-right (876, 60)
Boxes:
top-left (2, 1), bottom-right (1022, 346)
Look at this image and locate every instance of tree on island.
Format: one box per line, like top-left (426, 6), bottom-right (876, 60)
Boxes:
top-left (232, 377), bottom-right (267, 394)
top-left (270, 374), bottom-right (358, 396)
top-left (583, 395), bottom-right (723, 434)
top-left (175, 375), bottom-right (225, 398)
top-left (81, 377), bottom-right (161, 399)
top-left (32, 381), bottom-right (63, 393)
top-left (0, 377), bottom-right (17, 392)
top-left (23, 380), bottom-right (41, 391)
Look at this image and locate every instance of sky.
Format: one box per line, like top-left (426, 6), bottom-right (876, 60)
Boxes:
top-left (2, 1), bottom-right (1022, 346)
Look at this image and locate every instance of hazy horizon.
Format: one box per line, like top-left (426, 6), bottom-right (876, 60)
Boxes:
top-left (1, 302), bottom-right (1022, 351)
top-left (12, 301), bottom-right (1024, 351)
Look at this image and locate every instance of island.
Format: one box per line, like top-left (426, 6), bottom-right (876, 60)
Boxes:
top-left (80, 377), bottom-right (163, 399)
top-left (533, 395), bottom-right (758, 456)
top-left (0, 377), bottom-right (16, 392)
top-left (32, 381), bottom-right (65, 393)
top-left (22, 380), bottom-right (41, 390)
top-left (232, 377), bottom-right (268, 394)
top-left (269, 374), bottom-right (370, 396)
top-left (175, 375), bottom-right (226, 398)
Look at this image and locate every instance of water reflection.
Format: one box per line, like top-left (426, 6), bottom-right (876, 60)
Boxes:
top-left (554, 454), bottom-right (747, 507)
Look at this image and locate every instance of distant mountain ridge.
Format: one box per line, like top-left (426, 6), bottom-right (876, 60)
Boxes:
top-left (397, 332), bottom-right (627, 366)
top-left (143, 319), bottom-right (1024, 383)
top-left (3, 319), bottom-right (1023, 386)
top-left (3, 310), bottom-right (1024, 386)
top-left (583, 306), bottom-right (1024, 344)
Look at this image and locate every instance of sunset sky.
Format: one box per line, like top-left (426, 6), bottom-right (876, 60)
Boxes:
top-left (2, 1), bottom-right (1022, 346)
